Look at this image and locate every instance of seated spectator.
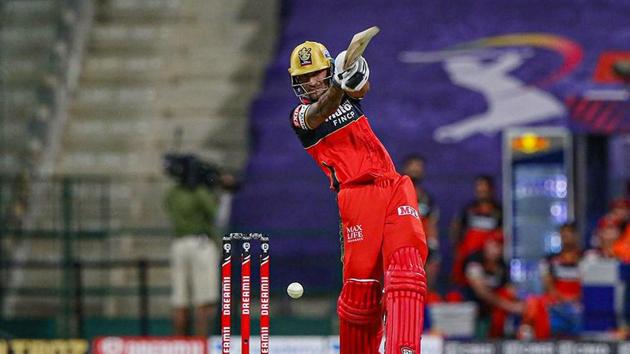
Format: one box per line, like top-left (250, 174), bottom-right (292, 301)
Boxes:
top-left (541, 223), bottom-right (583, 302)
top-left (451, 175), bottom-right (502, 286)
top-left (520, 223), bottom-right (583, 339)
top-left (608, 197), bottom-right (630, 224)
top-left (585, 216), bottom-right (623, 261)
top-left (461, 233), bottom-right (523, 338)
top-left (612, 223), bottom-right (630, 262)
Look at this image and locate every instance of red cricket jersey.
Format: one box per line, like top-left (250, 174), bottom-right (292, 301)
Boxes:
top-left (290, 95), bottom-right (397, 190)
top-left (541, 251), bottom-right (582, 300)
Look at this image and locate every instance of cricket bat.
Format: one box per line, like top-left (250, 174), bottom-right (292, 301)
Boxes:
top-left (343, 26), bottom-right (380, 69)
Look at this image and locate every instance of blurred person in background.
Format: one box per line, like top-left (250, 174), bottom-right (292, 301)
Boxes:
top-left (607, 197), bottom-right (630, 225)
top-left (605, 198), bottom-right (630, 262)
top-left (163, 154), bottom-right (225, 336)
top-left (451, 175), bottom-right (503, 286)
top-left (541, 223), bottom-right (583, 302)
top-left (586, 216), bottom-right (624, 261)
top-left (593, 214), bottom-right (630, 340)
top-left (401, 154), bottom-right (441, 299)
top-left (586, 208), bottom-right (630, 340)
top-left (612, 223), bottom-right (630, 262)
top-left (461, 232), bottom-right (523, 338)
top-left (520, 223), bottom-right (583, 339)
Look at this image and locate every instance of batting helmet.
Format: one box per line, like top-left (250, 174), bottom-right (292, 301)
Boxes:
top-left (288, 41), bottom-right (334, 103)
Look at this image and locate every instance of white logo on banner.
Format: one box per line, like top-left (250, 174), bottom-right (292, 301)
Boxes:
top-left (399, 48), bottom-right (565, 142)
top-left (434, 50), bottom-right (565, 142)
top-left (99, 338), bottom-right (124, 354)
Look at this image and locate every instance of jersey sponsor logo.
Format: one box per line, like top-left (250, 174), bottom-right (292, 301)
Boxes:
top-left (298, 47), bottom-right (312, 66)
top-left (401, 347), bottom-right (415, 354)
top-left (553, 264), bottom-right (580, 280)
top-left (346, 224), bottom-right (364, 243)
top-left (468, 214), bottom-right (498, 230)
top-left (290, 97), bottom-right (365, 148)
top-left (397, 205), bottom-right (420, 219)
top-left (326, 101), bottom-right (356, 127)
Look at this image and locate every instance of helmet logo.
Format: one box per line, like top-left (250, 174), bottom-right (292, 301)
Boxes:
top-left (298, 47), bottom-right (312, 66)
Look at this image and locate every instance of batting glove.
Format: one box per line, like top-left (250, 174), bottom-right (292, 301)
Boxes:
top-left (333, 51), bottom-right (370, 92)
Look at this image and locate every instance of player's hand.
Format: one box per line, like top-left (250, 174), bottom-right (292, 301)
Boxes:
top-left (333, 51), bottom-right (369, 92)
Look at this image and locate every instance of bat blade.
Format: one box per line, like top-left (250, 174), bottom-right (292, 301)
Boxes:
top-left (343, 26), bottom-right (380, 69)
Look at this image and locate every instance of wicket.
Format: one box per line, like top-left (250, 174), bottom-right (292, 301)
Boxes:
top-left (221, 233), bottom-right (270, 354)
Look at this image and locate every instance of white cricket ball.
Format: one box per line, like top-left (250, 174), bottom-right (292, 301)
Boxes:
top-left (287, 282), bottom-right (304, 299)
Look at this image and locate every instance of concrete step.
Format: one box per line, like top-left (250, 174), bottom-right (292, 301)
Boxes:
top-left (2, 122), bottom-right (28, 145)
top-left (108, 0), bottom-right (183, 12)
top-left (2, 12), bottom-right (57, 26)
top-left (68, 103), bottom-right (217, 121)
top-left (4, 102), bottom-right (40, 124)
top-left (2, 14), bottom-right (57, 27)
top-left (85, 28), bottom-right (255, 58)
top-left (105, 0), bottom-right (247, 19)
top-left (89, 20), bottom-right (256, 47)
top-left (3, 0), bottom-right (60, 20)
top-left (79, 52), bottom-right (254, 85)
top-left (106, 186), bottom-right (171, 228)
top-left (72, 82), bottom-right (236, 112)
top-left (61, 136), bottom-right (155, 152)
top-left (10, 300), bottom-right (61, 318)
top-left (2, 41), bottom-right (53, 57)
top-left (4, 74), bottom-right (47, 87)
top-left (95, 6), bottom-right (194, 25)
top-left (4, 56), bottom-right (51, 80)
top-left (74, 85), bottom-right (158, 105)
top-left (0, 153), bottom-right (22, 174)
top-left (56, 151), bottom-right (162, 176)
top-left (82, 55), bottom-right (163, 78)
top-left (3, 104), bottom-right (38, 122)
top-left (56, 145), bottom-right (232, 177)
top-left (123, 236), bottom-right (172, 260)
top-left (0, 25), bottom-right (56, 46)
top-left (98, 0), bottom-right (247, 23)
top-left (65, 119), bottom-right (153, 139)
top-left (83, 37), bottom-right (259, 66)
top-left (4, 88), bottom-right (39, 108)
top-left (3, 102), bottom-right (35, 115)
top-left (65, 116), bottom-right (224, 141)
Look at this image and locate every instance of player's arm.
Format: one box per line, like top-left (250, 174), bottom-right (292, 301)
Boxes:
top-left (466, 263), bottom-right (524, 314)
top-left (539, 259), bottom-right (558, 296)
top-left (303, 53), bottom-right (370, 130)
top-left (304, 85), bottom-right (345, 129)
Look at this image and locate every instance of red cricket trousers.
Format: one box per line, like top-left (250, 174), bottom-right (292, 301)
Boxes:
top-left (338, 174), bottom-right (428, 281)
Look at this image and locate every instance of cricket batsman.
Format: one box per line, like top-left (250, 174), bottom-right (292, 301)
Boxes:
top-left (288, 41), bottom-right (428, 353)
